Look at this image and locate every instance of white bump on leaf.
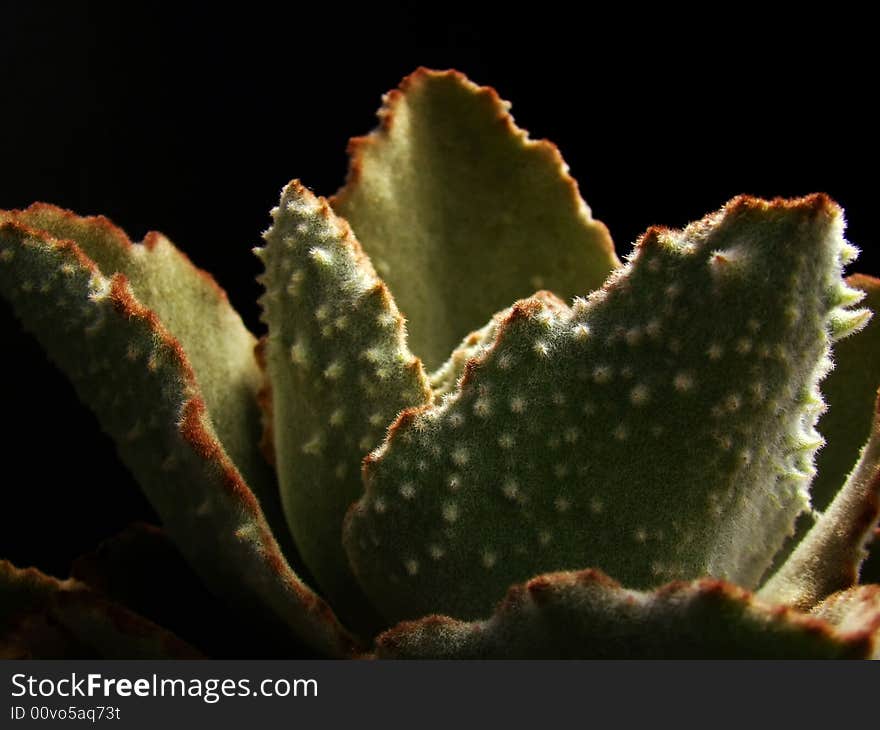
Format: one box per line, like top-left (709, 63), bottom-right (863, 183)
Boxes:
top-left (473, 397), bottom-right (492, 418)
top-left (572, 323), bottom-right (591, 341)
top-left (451, 446), bottom-right (470, 466)
top-left (442, 502), bottom-right (459, 523)
top-left (308, 246), bottom-right (333, 266)
top-left (323, 361), bottom-right (343, 380)
top-left (593, 365), bottom-right (612, 384)
top-left (533, 340), bottom-right (551, 358)
top-left (673, 372), bottom-right (695, 392)
top-left (399, 482), bottom-right (416, 499)
top-left (290, 340), bottom-right (309, 366)
top-left (502, 479), bottom-right (520, 500)
top-left (629, 384), bottom-right (650, 406)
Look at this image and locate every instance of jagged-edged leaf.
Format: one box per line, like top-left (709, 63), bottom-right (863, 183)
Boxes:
top-left (257, 181), bottom-right (432, 628)
top-left (812, 274), bottom-right (880, 510)
top-left (1, 205), bottom-right (283, 538)
top-left (345, 194), bottom-right (869, 622)
top-left (332, 68), bottom-right (618, 370)
top-left (759, 393), bottom-right (880, 610)
top-left (373, 569), bottom-right (874, 659)
top-left (0, 560), bottom-right (200, 659)
top-left (0, 220), bottom-right (357, 656)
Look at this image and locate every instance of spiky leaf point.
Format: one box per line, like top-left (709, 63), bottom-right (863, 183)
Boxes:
top-left (759, 392), bottom-right (880, 610)
top-left (812, 274), bottom-right (880, 510)
top-left (1, 205), bottom-right (283, 538)
top-left (373, 569), bottom-right (875, 659)
top-left (345, 194), bottom-right (868, 622)
top-left (0, 560), bottom-right (200, 659)
top-left (430, 317), bottom-right (502, 400)
top-left (0, 220), bottom-right (357, 657)
top-left (332, 68), bottom-right (618, 370)
top-left (430, 291), bottom-right (568, 398)
top-left (257, 181), bottom-right (432, 624)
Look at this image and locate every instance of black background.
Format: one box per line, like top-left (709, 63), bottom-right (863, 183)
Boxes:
top-left (1, 4), bottom-right (876, 593)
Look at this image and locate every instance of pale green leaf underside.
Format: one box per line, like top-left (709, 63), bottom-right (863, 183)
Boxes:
top-left (345, 194), bottom-right (867, 622)
top-left (257, 181), bottom-right (432, 627)
top-left (0, 221), bottom-right (357, 656)
top-left (374, 570), bottom-right (875, 659)
top-left (332, 68), bottom-right (618, 371)
top-left (0, 560), bottom-right (199, 658)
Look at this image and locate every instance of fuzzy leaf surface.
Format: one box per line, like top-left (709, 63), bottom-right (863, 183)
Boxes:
top-left (374, 570), bottom-right (875, 659)
top-left (759, 393), bottom-right (880, 610)
top-left (810, 585), bottom-right (880, 659)
top-left (0, 220), bottom-right (356, 656)
top-left (345, 194), bottom-right (868, 622)
top-left (333, 68), bottom-right (618, 370)
top-left (812, 274), bottom-right (880, 510)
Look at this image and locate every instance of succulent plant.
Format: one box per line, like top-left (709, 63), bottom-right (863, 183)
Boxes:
top-left (2, 68), bottom-right (880, 659)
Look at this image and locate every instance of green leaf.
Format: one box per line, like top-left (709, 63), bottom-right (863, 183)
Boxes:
top-left (812, 274), bottom-right (880, 510)
top-left (373, 569), bottom-right (875, 658)
top-left (332, 68), bottom-right (618, 371)
top-left (810, 585), bottom-right (880, 658)
top-left (345, 194), bottom-right (868, 622)
top-left (759, 393), bottom-right (880, 610)
top-left (0, 560), bottom-right (200, 659)
top-left (257, 181), bottom-right (432, 626)
top-left (70, 522), bottom-right (319, 657)
top-left (430, 291), bottom-right (568, 399)
top-left (0, 219), bottom-right (357, 656)
top-left (3, 205), bottom-right (281, 535)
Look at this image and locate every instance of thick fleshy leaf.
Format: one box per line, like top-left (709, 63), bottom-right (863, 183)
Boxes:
top-left (71, 522), bottom-right (320, 657)
top-left (429, 291), bottom-right (568, 399)
top-left (759, 393), bottom-right (880, 610)
top-left (345, 194), bottom-right (869, 622)
top-left (0, 220), bottom-right (357, 656)
top-left (257, 181), bottom-right (432, 625)
top-left (811, 585), bottom-right (880, 658)
top-left (2, 205), bottom-right (283, 538)
top-left (0, 560), bottom-right (200, 659)
top-left (332, 68), bottom-right (618, 370)
top-left (812, 274), bottom-right (880, 510)
top-left (373, 569), bottom-right (875, 659)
